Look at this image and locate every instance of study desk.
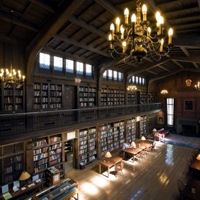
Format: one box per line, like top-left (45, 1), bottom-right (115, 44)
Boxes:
top-left (99, 156), bottom-right (122, 178)
top-left (136, 140), bottom-right (153, 148)
top-left (183, 178), bottom-right (200, 200)
top-left (122, 147), bottom-right (142, 159)
top-left (0, 181), bottom-right (44, 200)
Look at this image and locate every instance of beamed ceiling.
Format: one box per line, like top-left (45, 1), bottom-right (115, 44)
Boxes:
top-left (0, 0), bottom-right (200, 82)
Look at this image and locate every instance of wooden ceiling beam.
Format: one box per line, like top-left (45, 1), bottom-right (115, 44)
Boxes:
top-left (172, 60), bottom-right (184, 69)
top-left (54, 34), bottom-right (108, 57)
top-left (193, 63), bottom-right (199, 69)
top-left (157, 65), bottom-right (171, 72)
top-left (171, 56), bottom-right (200, 63)
top-left (29, 0), bottom-right (56, 13)
top-left (95, 0), bottom-right (122, 18)
top-left (149, 68), bottom-right (183, 84)
top-left (69, 15), bottom-right (106, 39)
top-left (180, 47), bottom-right (190, 57)
top-left (0, 14), bottom-right (39, 32)
top-left (173, 35), bottom-right (200, 47)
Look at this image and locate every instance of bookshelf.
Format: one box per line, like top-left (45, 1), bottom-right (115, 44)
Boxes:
top-left (49, 135), bottom-right (62, 167)
top-left (26, 134), bottom-right (64, 181)
top-left (126, 119), bottom-right (136, 142)
top-left (78, 86), bottom-right (96, 108)
top-left (32, 138), bottom-right (49, 174)
top-left (100, 88), bottom-right (125, 106)
top-left (78, 127), bottom-right (97, 166)
top-left (99, 121), bottom-right (125, 156)
top-left (127, 92), bottom-right (136, 104)
top-left (148, 92), bottom-right (157, 103)
top-left (148, 113), bottom-right (157, 133)
top-left (140, 116), bottom-right (147, 138)
top-left (49, 84), bottom-right (62, 109)
top-left (0, 82), bottom-right (24, 112)
top-left (33, 83), bottom-right (62, 110)
top-left (0, 142), bottom-right (24, 185)
top-left (140, 91), bottom-right (147, 104)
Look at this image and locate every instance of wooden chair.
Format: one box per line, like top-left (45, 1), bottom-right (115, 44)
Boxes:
top-left (115, 162), bottom-right (124, 176)
top-left (146, 146), bottom-right (152, 154)
top-left (177, 179), bottom-right (186, 200)
top-left (152, 142), bottom-right (156, 151)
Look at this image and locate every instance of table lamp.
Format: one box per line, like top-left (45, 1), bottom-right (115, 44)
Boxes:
top-left (19, 171), bottom-right (31, 187)
top-left (141, 136), bottom-right (146, 140)
top-left (196, 154), bottom-right (200, 161)
top-left (105, 151), bottom-right (112, 162)
top-left (130, 142), bottom-right (136, 148)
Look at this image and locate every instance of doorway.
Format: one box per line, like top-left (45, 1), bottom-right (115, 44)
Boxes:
top-left (64, 139), bottom-right (74, 172)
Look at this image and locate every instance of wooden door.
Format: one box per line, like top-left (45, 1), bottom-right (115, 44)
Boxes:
top-left (63, 85), bottom-right (75, 109)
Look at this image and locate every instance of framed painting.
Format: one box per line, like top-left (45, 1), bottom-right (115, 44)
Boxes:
top-left (184, 100), bottom-right (193, 111)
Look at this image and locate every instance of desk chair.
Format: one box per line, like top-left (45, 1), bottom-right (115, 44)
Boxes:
top-left (177, 179), bottom-right (186, 200)
top-left (115, 162), bottom-right (124, 176)
top-left (152, 142), bottom-right (156, 151)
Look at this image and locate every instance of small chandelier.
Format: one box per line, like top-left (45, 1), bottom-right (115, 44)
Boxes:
top-left (0, 10), bottom-right (25, 84)
top-left (160, 89), bottom-right (168, 94)
top-left (0, 67), bottom-right (25, 84)
top-left (127, 85), bottom-right (137, 92)
top-left (75, 78), bottom-right (81, 83)
top-left (108, 0), bottom-right (173, 62)
top-left (195, 82), bottom-right (200, 90)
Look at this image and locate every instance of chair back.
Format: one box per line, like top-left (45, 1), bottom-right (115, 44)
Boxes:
top-left (177, 179), bottom-right (185, 192)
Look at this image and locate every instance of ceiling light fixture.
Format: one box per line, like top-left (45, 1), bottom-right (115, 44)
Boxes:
top-left (0, 10), bottom-right (25, 84)
top-left (160, 89), bottom-right (168, 94)
top-left (108, 0), bottom-right (173, 62)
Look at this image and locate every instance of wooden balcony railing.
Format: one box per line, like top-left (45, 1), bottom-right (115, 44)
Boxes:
top-left (0, 103), bottom-right (162, 143)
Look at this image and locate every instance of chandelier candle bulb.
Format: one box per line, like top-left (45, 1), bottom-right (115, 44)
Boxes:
top-left (159, 39), bottom-right (164, 52)
top-left (124, 8), bottom-right (129, 24)
top-left (108, 34), bottom-right (113, 49)
top-left (115, 17), bottom-right (120, 32)
top-left (168, 28), bottom-right (173, 44)
top-left (142, 4), bottom-right (147, 21)
top-left (110, 23), bottom-right (115, 40)
top-left (131, 14), bottom-right (136, 33)
top-left (158, 16), bottom-right (164, 35)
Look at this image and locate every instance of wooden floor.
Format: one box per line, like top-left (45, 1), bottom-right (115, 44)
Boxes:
top-left (67, 137), bottom-right (200, 200)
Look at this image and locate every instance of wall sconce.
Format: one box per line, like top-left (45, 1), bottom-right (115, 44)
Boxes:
top-left (160, 89), bottom-right (168, 94)
top-left (75, 78), bottom-right (81, 84)
top-left (195, 81), bottom-right (200, 90)
top-left (185, 78), bottom-right (192, 87)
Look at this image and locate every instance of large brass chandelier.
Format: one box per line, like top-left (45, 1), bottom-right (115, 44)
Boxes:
top-left (108, 0), bottom-right (173, 62)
